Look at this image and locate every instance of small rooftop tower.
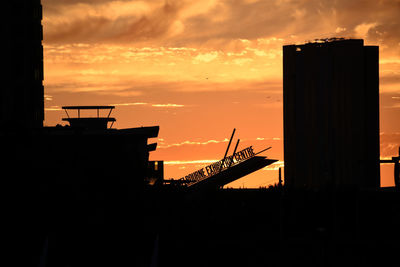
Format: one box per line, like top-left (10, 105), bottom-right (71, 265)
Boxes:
top-left (62, 106), bottom-right (116, 130)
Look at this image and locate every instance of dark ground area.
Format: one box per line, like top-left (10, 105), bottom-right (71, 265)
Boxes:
top-left (144, 187), bottom-right (400, 267)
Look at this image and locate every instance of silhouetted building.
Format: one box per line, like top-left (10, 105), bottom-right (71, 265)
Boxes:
top-left (283, 38), bottom-right (380, 189)
top-left (1, 1), bottom-right (44, 130)
top-left (3, 105), bottom-right (160, 267)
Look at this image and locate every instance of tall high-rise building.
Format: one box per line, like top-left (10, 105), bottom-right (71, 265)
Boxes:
top-left (283, 39), bottom-right (380, 189)
top-left (1, 1), bottom-right (44, 130)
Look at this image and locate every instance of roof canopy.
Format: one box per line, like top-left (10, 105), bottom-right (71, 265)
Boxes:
top-left (62, 106), bottom-right (116, 129)
top-left (62, 106), bottom-right (115, 110)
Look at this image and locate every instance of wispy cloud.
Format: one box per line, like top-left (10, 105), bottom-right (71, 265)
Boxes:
top-left (110, 102), bottom-right (185, 108)
top-left (256, 137), bottom-right (281, 141)
top-left (389, 103), bottom-right (400, 108)
top-left (158, 139), bottom-right (229, 149)
top-left (158, 137), bottom-right (281, 149)
top-left (44, 80), bottom-right (142, 94)
top-left (193, 52), bottom-right (219, 63)
top-left (380, 132), bottom-right (400, 157)
top-left (43, 0), bottom-right (183, 44)
top-left (45, 106), bottom-right (62, 111)
top-left (112, 102), bottom-right (148, 106)
top-left (151, 103), bottom-right (185, 108)
top-left (262, 161), bottom-right (284, 171)
top-left (164, 159), bottom-right (218, 165)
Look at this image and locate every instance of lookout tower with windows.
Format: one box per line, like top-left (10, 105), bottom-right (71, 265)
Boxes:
top-left (62, 106), bottom-right (116, 130)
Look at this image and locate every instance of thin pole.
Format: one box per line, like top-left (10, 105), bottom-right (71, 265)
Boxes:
top-left (395, 146), bottom-right (400, 188)
top-left (228, 139), bottom-right (240, 168)
top-left (223, 128), bottom-right (236, 159)
top-left (232, 139), bottom-right (240, 156)
top-left (107, 108), bottom-right (113, 118)
top-left (220, 128), bottom-right (236, 172)
top-left (64, 109), bottom-right (70, 119)
top-left (253, 147), bottom-right (272, 156)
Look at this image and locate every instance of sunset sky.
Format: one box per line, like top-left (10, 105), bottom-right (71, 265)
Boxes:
top-left (42, 0), bottom-right (400, 187)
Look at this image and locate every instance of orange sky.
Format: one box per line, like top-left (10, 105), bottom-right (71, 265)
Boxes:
top-left (41, 0), bottom-right (400, 187)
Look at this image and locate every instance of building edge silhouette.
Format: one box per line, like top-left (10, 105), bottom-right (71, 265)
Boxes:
top-left (1, 1), bottom-right (44, 130)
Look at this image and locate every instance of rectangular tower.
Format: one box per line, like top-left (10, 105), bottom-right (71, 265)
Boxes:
top-left (1, 1), bottom-right (44, 130)
top-left (283, 39), bottom-right (380, 189)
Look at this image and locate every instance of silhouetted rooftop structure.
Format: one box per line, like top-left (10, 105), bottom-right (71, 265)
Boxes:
top-left (3, 109), bottom-right (161, 266)
top-left (166, 129), bottom-right (278, 191)
top-left (62, 106), bottom-right (116, 130)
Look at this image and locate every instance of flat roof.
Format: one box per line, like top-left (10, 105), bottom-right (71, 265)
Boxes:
top-left (62, 117), bottom-right (116, 121)
top-left (285, 39), bottom-right (371, 48)
top-left (62, 106), bottom-right (115, 110)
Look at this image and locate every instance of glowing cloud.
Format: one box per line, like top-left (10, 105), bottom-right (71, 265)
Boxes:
top-left (158, 139), bottom-right (229, 149)
top-left (164, 159), bottom-right (218, 165)
top-left (112, 102), bottom-right (148, 106)
top-left (262, 161), bottom-right (284, 171)
top-left (151, 104), bottom-right (185, 108)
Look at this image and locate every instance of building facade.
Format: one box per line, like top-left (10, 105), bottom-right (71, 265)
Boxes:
top-left (1, 1), bottom-right (44, 130)
top-left (283, 39), bottom-right (380, 189)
